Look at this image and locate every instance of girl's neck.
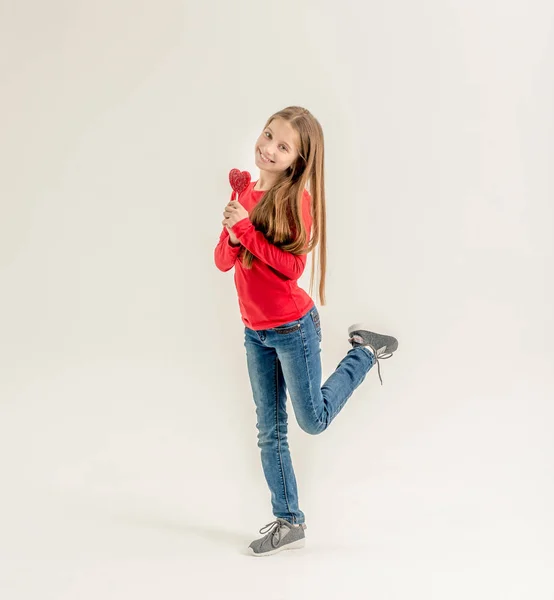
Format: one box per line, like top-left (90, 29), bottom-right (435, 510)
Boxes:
top-left (253, 181), bottom-right (269, 192)
top-left (254, 173), bottom-right (279, 191)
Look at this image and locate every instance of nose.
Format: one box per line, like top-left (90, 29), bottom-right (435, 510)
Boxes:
top-left (261, 147), bottom-right (274, 160)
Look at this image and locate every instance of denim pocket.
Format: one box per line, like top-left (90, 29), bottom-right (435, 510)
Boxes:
top-left (271, 316), bottom-right (302, 334)
top-left (272, 322), bottom-right (301, 334)
top-left (310, 308), bottom-right (322, 342)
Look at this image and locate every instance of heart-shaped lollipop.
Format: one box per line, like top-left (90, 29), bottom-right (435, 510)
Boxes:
top-left (229, 169), bottom-right (251, 198)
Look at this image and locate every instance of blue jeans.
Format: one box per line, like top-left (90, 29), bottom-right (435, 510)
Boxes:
top-left (244, 305), bottom-right (375, 525)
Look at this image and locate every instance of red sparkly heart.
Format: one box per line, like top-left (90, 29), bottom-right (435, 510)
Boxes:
top-left (229, 169), bottom-right (251, 196)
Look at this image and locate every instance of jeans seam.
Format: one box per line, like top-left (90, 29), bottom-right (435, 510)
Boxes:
top-left (299, 321), bottom-right (326, 433)
top-left (274, 355), bottom-right (292, 519)
top-left (310, 309), bottom-right (322, 343)
top-left (336, 349), bottom-right (374, 411)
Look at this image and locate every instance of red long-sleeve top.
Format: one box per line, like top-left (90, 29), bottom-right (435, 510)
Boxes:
top-left (214, 180), bottom-right (315, 330)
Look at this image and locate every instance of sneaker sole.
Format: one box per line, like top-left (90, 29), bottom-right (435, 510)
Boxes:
top-left (248, 537), bottom-right (306, 557)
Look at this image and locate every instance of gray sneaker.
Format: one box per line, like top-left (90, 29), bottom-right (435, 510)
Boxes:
top-left (248, 519), bottom-right (307, 557)
top-left (347, 323), bottom-right (398, 385)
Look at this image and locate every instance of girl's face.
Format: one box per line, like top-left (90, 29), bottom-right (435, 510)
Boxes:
top-left (255, 118), bottom-right (301, 175)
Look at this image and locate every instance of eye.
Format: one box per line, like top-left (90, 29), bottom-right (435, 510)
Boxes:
top-left (264, 131), bottom-right (288, 152)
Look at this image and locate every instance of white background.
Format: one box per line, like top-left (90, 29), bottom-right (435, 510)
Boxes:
top-left (1, 1), bottom-right (553, 598)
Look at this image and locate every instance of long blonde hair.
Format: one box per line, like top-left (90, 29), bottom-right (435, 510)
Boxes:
top-left (241, 106), bottom-right (327, 305)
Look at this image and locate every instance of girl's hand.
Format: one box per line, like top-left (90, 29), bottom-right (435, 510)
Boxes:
top-left (223, 200), bottom-right (249, 228)
top-left (224, 223), bottom-right (240, 246)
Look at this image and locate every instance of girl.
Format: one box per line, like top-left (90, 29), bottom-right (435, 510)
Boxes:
top-left (214, 106), bottom-right (398, 557)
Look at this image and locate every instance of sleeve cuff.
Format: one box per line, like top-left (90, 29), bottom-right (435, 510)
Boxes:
top-left (227, 237), bottom-right (241, 250)
top-left (230, 218), bottom-right (253, 239)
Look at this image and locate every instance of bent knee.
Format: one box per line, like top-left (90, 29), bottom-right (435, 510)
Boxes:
top-left (299, 421), bottom-right (325, 435)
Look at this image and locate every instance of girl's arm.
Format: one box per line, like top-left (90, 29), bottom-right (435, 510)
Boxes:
top-left (230, 194), bottom-right (312, 280)
top-left (214, 226), bottom-right (241, 272)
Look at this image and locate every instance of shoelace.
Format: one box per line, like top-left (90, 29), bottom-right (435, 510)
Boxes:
top-left (348, 336), bottom-right (393, 385)
top-left (258, 519), bottom-right (288, 549)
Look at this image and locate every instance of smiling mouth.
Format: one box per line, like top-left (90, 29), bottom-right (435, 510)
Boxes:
top-left (259, 149), bottom-right (274, 163)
